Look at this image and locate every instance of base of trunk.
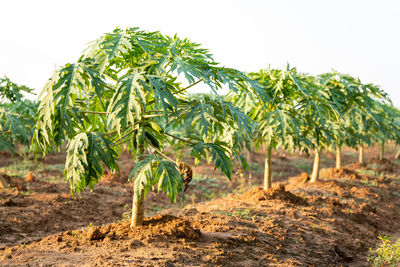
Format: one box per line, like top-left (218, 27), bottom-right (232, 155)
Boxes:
top-left (310, 149), bottom-right (320, 183)
top-left (130, 190), bottom-right (145, 227)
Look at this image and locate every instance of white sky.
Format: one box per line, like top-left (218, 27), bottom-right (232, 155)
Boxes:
top-left (0, 0), bottom-right (399, 107)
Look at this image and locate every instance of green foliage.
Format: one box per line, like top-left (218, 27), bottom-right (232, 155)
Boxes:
top-left (64, 132), bottom-right (118, 194)
top-left (368, 235), bottom-right (400, 267)
top-left (0, 76), bottom-right (34, 103)
top-left (319, 71), bottom-right (395, 150)
top-left (229, 65), bottom-right (335, 153)
top-left (0, 77), bottom-right (37, 153)
top-left (129, 155), bottom-right (184, 203)
top-left (34, 27), bottom-right (257, 204)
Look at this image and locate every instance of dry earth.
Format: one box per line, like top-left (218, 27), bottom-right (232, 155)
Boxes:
top-left (0, 145), bottom-right (399, 266)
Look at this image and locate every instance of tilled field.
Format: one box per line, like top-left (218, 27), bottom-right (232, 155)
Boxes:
top-left (0, 147), bottom-right (399, 266)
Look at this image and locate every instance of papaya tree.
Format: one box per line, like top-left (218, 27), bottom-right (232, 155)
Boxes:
top-left (0, 77), bottom-right (37, 189)
top-left (296, 74), bottom-right (339, 183)
top-left (33, 27), bottom-right (265, 227)
top-left (369, 102), bottom-right (400, 160)
top-left (229, 66), bottom-right (315, 190)
top-left (344, 83), bottom-right (393, 163)
top-left (319, 72), bottom-right (374, 169)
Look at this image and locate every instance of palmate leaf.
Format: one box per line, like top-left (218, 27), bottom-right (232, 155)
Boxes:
top-left (169, 96), bottom-right (252, 138)
top-left (148, 76), bottom-right (179, 119)
top-left (84, 29), bottom-right (132, 73)
top-left (107, 72), bottom-right (146, 134)
top-left (0, 107), bottom-right (31, 153)
top-left (191, 141), bottom-right (233, 179)
top-left (155, 161), bottom-right (184, 203)
top-left (128, 155), bottom-right (184, 203)
top-left (64, 132), bottom-right (118, 194)
top-left (34, 62), bottom-right (105, 150)
top-left (257, 108), bottom-right (300, 149)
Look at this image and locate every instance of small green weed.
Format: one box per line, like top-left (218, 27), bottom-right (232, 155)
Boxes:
top-left (368, 235), bottom-right (400, 266)
top-left (20, 189), bottom-right (34, 196)
top-left (71, 231), bottom-right (83, 239)
top-left (81, 223), bottom-right (94, 231)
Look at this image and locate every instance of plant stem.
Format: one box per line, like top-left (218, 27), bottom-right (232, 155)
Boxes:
top-left (131, 142), bottom-right (145, 227)
top-left (359, 145), bottom-right (364, 164)
top-left (263, 143), bottom-right (272, 190)
top-left (164, 132), bottom-right (194, 145)
top-left (111, 128), bottom-right (138, 147)
top-left (379, 142), bottom-right (385, 161)
top-left (336, 144), bottom-right (342, 170)
top-left (155, 149), bottom-right (175, 163)
top-left (143, 114), bottom-right (163, 119)
top-left (79, 110), bottom-right (108, 115)
top-left (395, 147), bottom-right (400, 160)
top-left (147, 80), bottom-right (202, 105)
top-left (310, 148), bottom-right (320, 183)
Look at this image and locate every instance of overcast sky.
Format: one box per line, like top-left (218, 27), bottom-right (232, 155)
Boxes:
top-left (0, 0), bottom-right (399, 107)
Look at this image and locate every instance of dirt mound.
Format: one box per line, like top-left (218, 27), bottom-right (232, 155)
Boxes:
top-left (367, 158), bottom-right (398, 173)
top-left (242, 185), bottom-right (307, 205)
top-left (38, 215), bottom-right (200, 248)
top-left (24, 171), bottom-right (36, 182)
top-left (0, 173), bottom-right (27, 190)
top-left (0, 181), bottom-right (132, 247)
top-left (320, 167), bottom-right (361, 180)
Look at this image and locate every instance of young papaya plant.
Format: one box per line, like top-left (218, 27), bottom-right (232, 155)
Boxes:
top-left (346, 83), bottom-right (393, 163)
top-left (33, 27), bottom-right (264, 227)
top-left (0, 77), bottom-right (37, 189)
top-left (296, 74), bottom-right (339, 183)
top-left (319, 72), bottom-right (372, 169)
top-left (229, 66), bottom-right (315, 190)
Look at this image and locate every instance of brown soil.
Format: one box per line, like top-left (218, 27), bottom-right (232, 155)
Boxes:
top-left (0, 145), bottom-right (399, 266)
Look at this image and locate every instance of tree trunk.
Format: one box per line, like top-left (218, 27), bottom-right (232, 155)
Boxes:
top-left (310, 148), bottom-right (320, 183)
top-left (395, 147), bottom-right (400, 160)
top-left (336, 144), bottom-right (342, 170)
top-left (131, 188), bottom-right (145, 227)
top-left (358, 145), bottom-right (364, 164)
top-left (379, 142), bottom-right (385, 161)
top-left (130, 143), bottom-right (145, 227)
top-left (0, 173), bottom-right (9, 189)
top-left (263, 143), bottom-right (272, 190)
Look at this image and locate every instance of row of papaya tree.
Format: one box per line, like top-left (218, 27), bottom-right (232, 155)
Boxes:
top-left (228, 67), bottom-right (400, 190)
top-left (1, 27), bottom-right (399, 226)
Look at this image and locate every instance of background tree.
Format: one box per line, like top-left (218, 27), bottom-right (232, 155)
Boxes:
top-left (33, 27), bottom-right (265, 227)
top-left (0, 76), bottom-right (37, 189)
top-left (229, 66), bottom-right (319, 190)
top-left (296, 74), bottom-right (339, 183)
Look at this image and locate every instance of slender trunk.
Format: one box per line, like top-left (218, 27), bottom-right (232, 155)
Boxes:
top-left (263, 143), bottom-right (272, 190)
top-left (358, 145), bottom-right (364, 164)
top-left (245, 145), bottom-right (251, 163)
top-left (131, 143), bottom-right (145, 228)
top-left (396, 147), bottom-right (400, 160)
top-left (336, 144), bottom-right (342, 170)
top-left (379, 142), bottom-right (385, 161)
top-left (310, 148), bottom-right (320, 183)
top-left (0, 173), bottom-right (9, 189)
